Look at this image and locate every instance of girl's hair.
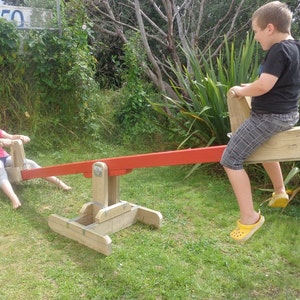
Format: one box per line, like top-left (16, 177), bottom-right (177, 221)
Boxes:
top-left (252, 1), bottom-right (292, 33)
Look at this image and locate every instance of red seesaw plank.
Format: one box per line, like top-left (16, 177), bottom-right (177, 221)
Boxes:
top-left (21, 145), bottom-right (226, 180)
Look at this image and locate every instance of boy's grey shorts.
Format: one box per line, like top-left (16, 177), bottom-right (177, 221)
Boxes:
top-left (220, 110), bottom-right (299, 170)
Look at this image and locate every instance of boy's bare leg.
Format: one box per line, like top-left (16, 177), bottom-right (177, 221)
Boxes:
top-left (1, 180), bottom-right (21, 209)
top-left (262, 162), bottom-right (285, 194)
top-left (224, 167), bottom-right (260, 225)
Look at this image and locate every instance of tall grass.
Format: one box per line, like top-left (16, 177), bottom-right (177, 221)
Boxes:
top-left (151, 33), bottom-right (260, 147)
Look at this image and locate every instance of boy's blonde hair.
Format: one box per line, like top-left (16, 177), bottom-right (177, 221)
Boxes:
top-left (252, 1), bottom-right (292, 33)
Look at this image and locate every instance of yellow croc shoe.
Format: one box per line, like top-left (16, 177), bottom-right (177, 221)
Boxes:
top-left (268, 192), bottom-right (289, 208)
top-left (230, 214), bottom-right (265, 243)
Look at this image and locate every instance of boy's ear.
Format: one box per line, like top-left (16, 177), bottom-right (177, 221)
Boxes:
top-left (266, 23), bottom-right (275, 34)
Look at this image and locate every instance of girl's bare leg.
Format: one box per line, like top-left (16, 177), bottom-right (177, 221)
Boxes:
top-left (1, 180), bottom-right (21, 209)
top-left (44, 176), bottom-right (71, 190)
top-left (19, 158), bottom-right (71, 191)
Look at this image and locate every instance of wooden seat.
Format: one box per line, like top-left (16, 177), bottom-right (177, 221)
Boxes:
top-left (5, 139), bottom-right (26, 183)
top-left (227, 92), bottom-right (300, 163)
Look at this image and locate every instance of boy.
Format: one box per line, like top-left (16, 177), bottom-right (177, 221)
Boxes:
top-left (221, 1), bottom-right (300, 242)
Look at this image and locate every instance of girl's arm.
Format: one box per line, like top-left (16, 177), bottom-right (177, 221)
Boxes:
top-left (0, 130), bottom-right (30, 144)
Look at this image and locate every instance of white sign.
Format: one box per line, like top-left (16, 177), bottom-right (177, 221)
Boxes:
top-left (0, 4), bottom-right (53, 29)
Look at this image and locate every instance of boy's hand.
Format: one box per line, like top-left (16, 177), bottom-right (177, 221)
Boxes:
top-left (228, 84), bottom-right (251, 99)
top-left (228, 86), bottom-right (243, 99)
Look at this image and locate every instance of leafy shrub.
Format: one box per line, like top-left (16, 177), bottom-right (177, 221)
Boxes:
top-left (0, 18), bottom-right (20, 64)
top-left (0, 18), bottom-right (30, 133)
top-left (114, 34), bottom-right (163, 146)
top-left (24, 8), bottom-right (96, 120)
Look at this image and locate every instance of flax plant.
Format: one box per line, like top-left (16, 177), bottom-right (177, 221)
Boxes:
top-left (152, 33), bottom-right (259, 148)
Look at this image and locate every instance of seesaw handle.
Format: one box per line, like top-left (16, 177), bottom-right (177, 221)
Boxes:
top-left (227, 89), bottom-right (237, 98)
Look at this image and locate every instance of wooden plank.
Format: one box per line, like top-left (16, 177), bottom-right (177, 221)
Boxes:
top-left (6, 167), bottom-right (22, 183)
top-left (95, 201), bottom-right (132, 224)
top-left (227, 93), bottom-right (251, 133)
top-left (6, 140), bottom-right (26, 183)
top-left (108, 176), bottom-right (120, 206)
top-left (246, 127), bottom-right (300, 163)
top-left (21, 146), bottom-right (226, 180)
top-left (48, 214), bottom-right (112, 255)
top-left (71, 214), bottom-right (94, 227)
top-left (11, 140), bottom-right (26, 169)
top-left (136, 206), bottom-right (163, 228)
top-left (80, 201), bottom-right (104, 218)
top-left (92, 162), bottom-right (108, 207)
top-left (92, 207), bottom-right (140, 235)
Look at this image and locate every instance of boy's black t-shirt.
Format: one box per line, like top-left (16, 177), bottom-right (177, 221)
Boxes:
top-left (252, 40), bottom-right (300, 114)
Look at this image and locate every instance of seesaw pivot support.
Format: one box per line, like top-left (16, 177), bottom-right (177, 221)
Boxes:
top-left (48, 162), bottom-right (162, 256)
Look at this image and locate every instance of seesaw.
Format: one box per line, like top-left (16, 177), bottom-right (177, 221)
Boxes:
top-left (12, 145), bottom-right (225, 256)
top-left (7, 93), bottom-right (300, 255)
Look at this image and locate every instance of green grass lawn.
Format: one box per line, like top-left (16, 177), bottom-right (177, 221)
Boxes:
top-left (0, 144), bottom-right (299, 299)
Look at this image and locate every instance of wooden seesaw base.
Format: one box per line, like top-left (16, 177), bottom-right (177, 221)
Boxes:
top-left (48, 162), bottom-right (162, 256)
